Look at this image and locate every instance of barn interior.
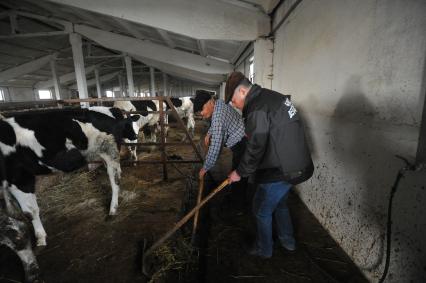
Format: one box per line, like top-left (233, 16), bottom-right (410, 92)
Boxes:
top-left (0, 0), bottom-right (425, 283)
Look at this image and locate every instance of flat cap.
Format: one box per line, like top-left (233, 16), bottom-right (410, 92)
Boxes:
top-left (192, 90), bottom-right (213, 113)
top-left (225, 71), bottom-right (246, 104)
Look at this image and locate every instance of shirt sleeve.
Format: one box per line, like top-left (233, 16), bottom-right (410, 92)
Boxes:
top-left (203, 116), bottom-right (224, 171)
top-left (236, 110), bottom-right (269, 177)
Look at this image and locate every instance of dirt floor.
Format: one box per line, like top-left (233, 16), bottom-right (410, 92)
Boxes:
top-left (1, 119), bottom-right (369, 283)
top-left (200, 148), bottom-right (369, 283)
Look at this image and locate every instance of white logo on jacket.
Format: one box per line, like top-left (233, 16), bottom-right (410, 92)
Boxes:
top-left (283, 98), bottom-right (297, 119)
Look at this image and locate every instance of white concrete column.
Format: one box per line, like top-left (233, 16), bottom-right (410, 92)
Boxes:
top-left (94, 68), bottom-right (102, 98)
top-left (118, 74), bottom-right (124, 97)
top-left (149, 67), bottom-right (156, 97)
top-left (124, 55), bottom-right (134, 96)
top-left (69, 33), bottom-right (89, 106)
top-left (219, 82), bottom-right (226, 101)
top-left (162, 72), bottom-right (167, 96)
top-left (50, 58), bottom-right (61, 100)
top-left (253, 38), bottom-right (274, 89)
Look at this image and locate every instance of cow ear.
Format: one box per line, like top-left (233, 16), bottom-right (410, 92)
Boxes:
top-left (130, 114), bottom-right (141, 122)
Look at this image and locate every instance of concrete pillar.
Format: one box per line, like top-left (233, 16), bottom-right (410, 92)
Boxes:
top-left (118, 74), bottom-right (124, 97)
top-left (69, 33), bottom-right (89, 106)
top-left (253, 38), bottom-right (274, 89)
top-left (162, 72), bottom-right (167, 96)
top-left (124, 55), bottom-right (135, 96)
top-left (50, 58), bottom-right (61, 100)
top-left (94, 68), bottom-right (102, 98)
top-left (149, 67), bottom-right (156, 97)
top-left (219, 82), bottom-right (226, 101)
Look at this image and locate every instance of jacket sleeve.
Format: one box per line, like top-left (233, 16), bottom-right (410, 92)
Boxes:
top-left (203, 117), bottom-right (224, 171)
top-left (236, 109), bottom-right (269, 177)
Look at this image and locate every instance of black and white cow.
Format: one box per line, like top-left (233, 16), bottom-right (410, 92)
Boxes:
top-left (114, 97), bottom-right (195, 138)
top-left (0, 107), bottom-right (145, 247)
top-left (167, 97), bottom-right (195, 137)
top-left (1, 151), bottom-right (41, 283)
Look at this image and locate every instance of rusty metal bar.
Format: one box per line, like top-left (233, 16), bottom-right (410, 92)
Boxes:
top-left (158, 96), bottom-right (168, 180)
top-left (90, 159), bottom-right (202, 165)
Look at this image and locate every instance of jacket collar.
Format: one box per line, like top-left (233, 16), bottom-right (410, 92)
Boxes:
top-left (242, 84), bottom-right (262, 117)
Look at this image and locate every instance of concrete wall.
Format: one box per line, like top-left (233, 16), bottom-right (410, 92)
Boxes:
top-left (270, 0), bottom-right (426, 281)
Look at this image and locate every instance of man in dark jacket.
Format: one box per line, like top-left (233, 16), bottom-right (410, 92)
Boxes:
top-left (226, 72), bottom-right (313, 258)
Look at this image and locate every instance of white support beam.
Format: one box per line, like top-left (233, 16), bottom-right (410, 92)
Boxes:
top-left (0, 54), bottom-right (54, 82)
top-left (10, 13), bottom-right (18, 34)
top-left (231, 41), bottom-right (251, 64)
top-left (115, 18), bottom-right (145, 40)
top-left (46, 0), bottom-right (270, 40)
top-left (0, 31), bottom-right (69, 39)
top-left (124, 55), bottom-right (135, 97)
top-left (162, 72), bottom-right (168, 96)
top-left (197, 40), bottom-right (207, 57)
top-left (118, 73), bottom-right (124, 97)
top-left (70, 71), bottom-right (119, 89)
top-left (15, 11), bottom-right (72, 31)
top-left (71, 7), bottom-right (112, 31)
top-left (149, 67), bottom-right (156, 97)
top-left (94, 68), bottom-right (102, 98)
top-left (133, 54), bottom-right (224, 86)
top-left (74, 25), bottom-right (233, 74)
top-left (253, 38), bottom-right (273, 89)
top-left (50, 57), bottom-right (61, 100)
top-left (156, 29), bottom-right (176, 49)
top-left (36, 64), bottom-right (97, 89)
top-left (69, 33), bottom-right (89, 104)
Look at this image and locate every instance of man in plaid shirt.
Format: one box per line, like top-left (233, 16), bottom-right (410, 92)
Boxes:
top-left (192, 92), bottom-right (245, 181)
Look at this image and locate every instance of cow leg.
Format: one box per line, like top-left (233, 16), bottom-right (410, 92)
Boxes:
top-left (124, 138), bottom-right (138, 163)
top-left (8, 185), bottom-right (47, 247)
top-left (100, 154), bottom-right (121, 215)
top-left (16, 246), bottom-right (40, 283)
top-left (188, 113), bottom-right (195, 137)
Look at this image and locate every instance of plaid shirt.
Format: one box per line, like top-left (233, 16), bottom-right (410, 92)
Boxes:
top-left (203, 100), bottom-right (245, 171)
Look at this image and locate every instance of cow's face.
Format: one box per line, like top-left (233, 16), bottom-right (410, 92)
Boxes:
top-left (123, 115), bottom-right (142, 141)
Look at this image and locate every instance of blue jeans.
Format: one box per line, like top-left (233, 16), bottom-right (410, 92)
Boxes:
top-left (252, 181), bottom-right (295, 257)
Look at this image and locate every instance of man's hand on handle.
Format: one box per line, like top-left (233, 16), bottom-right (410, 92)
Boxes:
top-left (228, 170), bottom-right (241, 184)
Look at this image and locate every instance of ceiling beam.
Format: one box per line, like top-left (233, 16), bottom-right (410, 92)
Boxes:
top-left (231, 41), bottom-right (251, 64)
top-left (45, 0), bottom-right (270, 40)
top-left (35, 59), bottom-right (116, 89)
top-left (0, 31), bottom-right (69, 39)
top-left (132, 54), bottom-right (224, 85)
top-left (0, 54), bottom-right (55, 83)
top-left (197, 40), bottom-right (207, 57)
top-left (69, 71), bottom-right (120, 89)
top-left (74, 24), bottom-right (233, 74)
top-left (15, 11), bottom-right (72, 31)
top-left (156, 29), bottom-right (176, 49)
top-left (115, 18), bottom-right (145, 40)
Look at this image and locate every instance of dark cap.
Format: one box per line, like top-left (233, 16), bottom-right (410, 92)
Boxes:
top-left (192, 90), bottom-right (213, 113)
top-left (225, 71), bottom-right (246, 104)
